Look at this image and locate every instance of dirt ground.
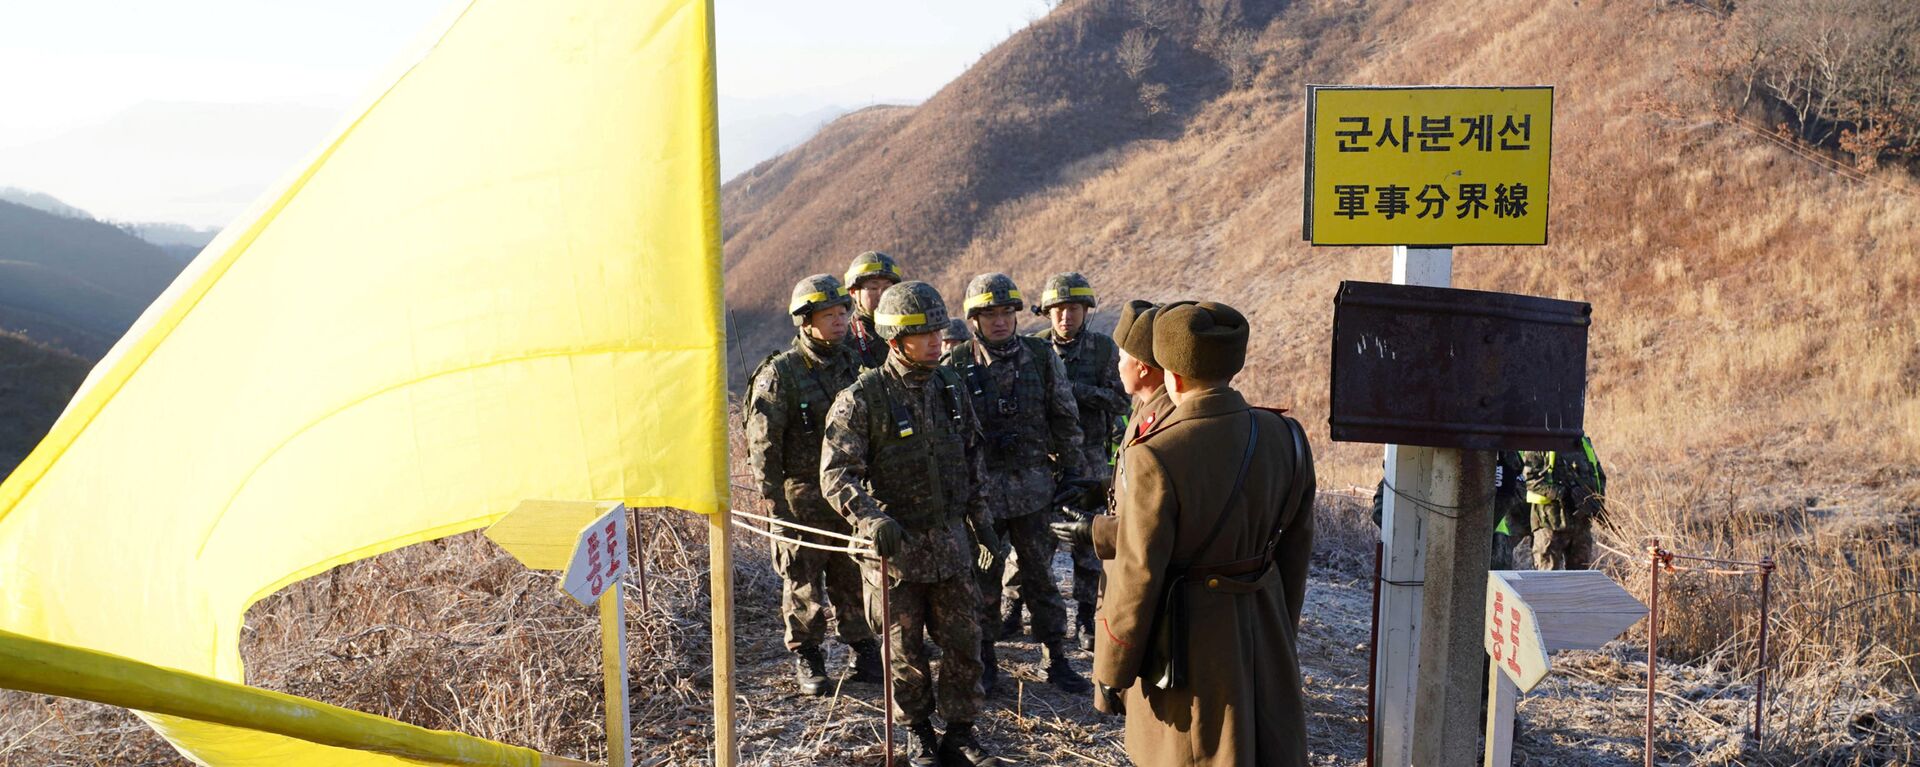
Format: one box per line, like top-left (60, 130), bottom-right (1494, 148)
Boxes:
top-left (1, 498), bottom-right (1913, 766)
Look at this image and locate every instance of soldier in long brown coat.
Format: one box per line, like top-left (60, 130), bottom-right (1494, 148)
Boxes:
top-left (1089, 301), bottom-right (1317, 767)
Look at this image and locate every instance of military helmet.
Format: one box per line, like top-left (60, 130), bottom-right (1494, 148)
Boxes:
top-left (943, 318), bottom-right (971, 342)
top-left (844, 250), bottom-right (904, 289)
top-left (1037, 272), bottom-right (1097, 312)
top-left (788, 273), bottom-right (854, 326)
top-left (962, 272), bottom-right (1024, 317)
top-left (873, 281), bottom-right (950, 340)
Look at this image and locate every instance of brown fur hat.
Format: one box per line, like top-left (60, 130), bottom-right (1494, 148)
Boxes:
top-left (1153, 301), bottom-right (1249, 380)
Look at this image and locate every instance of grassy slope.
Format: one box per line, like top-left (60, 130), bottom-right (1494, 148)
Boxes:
top-left (722, 0), bottom-right (1920, 504)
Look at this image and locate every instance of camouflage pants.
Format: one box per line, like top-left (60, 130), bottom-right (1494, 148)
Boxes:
top-left (864, 568), bottom-right (984, 725)
top-left (999, 539), bottom-right (1100, 616)
top-left (979, 511), bottom-right (1068, 643)
top-left (774, 516), bottom-right (873, 651)
top-left (1525, 505), bottom-right (1595, 571)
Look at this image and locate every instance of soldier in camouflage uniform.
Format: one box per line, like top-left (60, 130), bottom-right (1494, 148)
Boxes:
top-left (1027, 273), bottom-right (1126, 650)
top-left (944, 272), bottom-right (1091, 695)
top-left (746, 274), bottom-right (883, 696)
top-left (942, 317), bottom-right (970, 356)
top-left (843, 250), bottom-right (903, 369)
top-left (821, 281), bottom-right (1002, 767)
top-left (1520, 436), bottom-right (1607, 571)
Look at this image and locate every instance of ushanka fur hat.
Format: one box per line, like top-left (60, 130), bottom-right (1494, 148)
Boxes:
top-left (1153, 301), bottom-right (1249, 380)
top-left (1113, 300), bottom-right (1159, 366)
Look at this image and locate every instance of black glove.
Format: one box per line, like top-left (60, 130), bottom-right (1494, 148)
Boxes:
top-left (870, 517), bottom-right (905, 558)
top-left (1051, 476), bottom-right (1100, 509)
top-left (1095, 683), bottom-right (1127, 716)
top-left (971, 519), bottom-right (1005, 571)
top-left (1049, 508), bottom-right (1092, 546)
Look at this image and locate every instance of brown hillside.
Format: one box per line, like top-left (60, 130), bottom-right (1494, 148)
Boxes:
top-left (725, 0), bottom-right (1920, 734)
top-left (722, 0), bottom-right (1920, 499)
top-left (0, 330), bottom-right (89, 479)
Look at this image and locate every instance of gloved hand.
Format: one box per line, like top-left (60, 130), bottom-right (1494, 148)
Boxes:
top-left (971, 520), bottom-right (1004, 572)
top-left (869, 517), bottom-right (905, 558)
top-left (1094, 682), bottom-right (1127, 716)
top-left (1051, 476), bottom-right (1100, 509)
top-left (1049, 508), bottom-right (1092, 546)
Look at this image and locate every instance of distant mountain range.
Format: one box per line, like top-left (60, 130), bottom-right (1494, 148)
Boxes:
top-left (0, 198), bottom-right (186, 359)
top-left (0, 186), bottom-right (218, 262)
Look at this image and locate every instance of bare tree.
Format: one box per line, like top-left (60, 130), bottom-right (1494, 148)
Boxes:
top-left (1733, 0), bottom-right (1920, 166)
top-left (1117, 27), bottom-right (1157, 81)
top-left (1126, 0), bottom-right (1176, 31)
top-left (1215, 28), bottom-right (1260, 87)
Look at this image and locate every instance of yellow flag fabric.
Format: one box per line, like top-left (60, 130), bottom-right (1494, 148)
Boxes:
top-left (0, 0), bottom-right (725, 763)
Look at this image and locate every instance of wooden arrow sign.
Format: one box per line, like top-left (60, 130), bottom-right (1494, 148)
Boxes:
top-left (1483, 570), bottom-right (1648, 766)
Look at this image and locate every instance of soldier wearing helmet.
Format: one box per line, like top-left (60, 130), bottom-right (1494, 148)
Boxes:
top-left (843, 250), bottom-right (904, 369)
top-left (745, 274), bottom-right (883, 696)
top-left (942, 318), bottom-right (971, 356)
top-left (821, 281), bottom-right (1002, 767)
top-left (943, 272), bottom-right (1090, 696)
top-left (1014, 272), bottom-right (1128, 651)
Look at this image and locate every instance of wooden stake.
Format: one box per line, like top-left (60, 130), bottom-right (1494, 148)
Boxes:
top-left (1482, 655), bottom-right (1517, 767)
top-left (600, 584), bottom-right (631, 767)
top-left (710, 509), bottom-right (738, 766)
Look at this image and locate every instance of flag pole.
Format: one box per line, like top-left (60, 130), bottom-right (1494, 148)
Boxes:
top-left (710, 508), bottom-right (738, 766)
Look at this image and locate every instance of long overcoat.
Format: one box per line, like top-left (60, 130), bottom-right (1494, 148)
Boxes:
top-left (1092, 387), bottom-right (1316, 767)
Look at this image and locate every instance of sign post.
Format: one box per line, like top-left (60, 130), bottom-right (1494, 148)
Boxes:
top-left (1307, 84), bottom-right (1555, 765)
top-left (1482, 570), bottom-right (1648, 765)
top-left (487, 500), bottom-right (633, 767)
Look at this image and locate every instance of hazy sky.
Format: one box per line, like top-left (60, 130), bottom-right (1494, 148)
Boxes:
top-left (0, 0), bottom-right (1050, 224)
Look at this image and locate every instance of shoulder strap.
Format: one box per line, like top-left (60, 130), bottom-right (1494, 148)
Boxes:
top-left (1189, 411), bottom-right (1260, 560)
top-left (1258, 415), bottom-right (1310, 563)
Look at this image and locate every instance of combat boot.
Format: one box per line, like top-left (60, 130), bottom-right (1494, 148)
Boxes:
top-left (792, 646), bottom-right (828, 697)
top-left (999, 599), bottom-right (1024, 639)
top-left (979, 640), bottom-right (999, 696)
top-left (1074, 603), bottom-right (1095, 652)
top-left (1043, 640), bottom-right (1090, 693)
top-left (906, 721), bottom-right (941, 767)
top-left (938, 720), bottom-right (999, 766)
top-left (848, 638), bottom-right (884, 684)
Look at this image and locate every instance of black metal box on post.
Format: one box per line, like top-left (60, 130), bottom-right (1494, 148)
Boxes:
top-left (1328, 281), bottom-right (1590, 451)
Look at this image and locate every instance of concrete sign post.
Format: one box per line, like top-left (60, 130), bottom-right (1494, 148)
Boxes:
top-left (1481, 570), bottom-right (1648, 766)
top-left (1308, 84), bottom-right (1556, 766)
top-left (487, 500), bottom-right (634, 767)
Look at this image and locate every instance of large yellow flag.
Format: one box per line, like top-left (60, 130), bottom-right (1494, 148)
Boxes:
top-left (0, 0), bottom-right (725, 763)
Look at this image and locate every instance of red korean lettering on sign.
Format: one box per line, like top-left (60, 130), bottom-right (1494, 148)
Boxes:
top-left (603, 521), bottom-right (622, 579)
top-left (1489, 591), bottom-right (1507, 663)
top-left (587, 530), bottom-right (605, 597)
top-left (1506, 607), bottom-right (1525, 677)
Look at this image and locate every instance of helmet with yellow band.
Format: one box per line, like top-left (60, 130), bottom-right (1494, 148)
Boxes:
top-left (962, 272), bottom-right (1023, 317)
top-left (874, 281), bottom-right (951, 340)
top-left (1036, 271), bottom-right (1097, 312)
top-left (788, 273), bottom-right (855, 326)
top-left (844, 250), bottom-right (904, 290)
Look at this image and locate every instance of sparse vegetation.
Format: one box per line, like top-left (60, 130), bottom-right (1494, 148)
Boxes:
top-left (1717, 0), bottom-right (1920, 170)
top-left (5, 0), bottom-right (1919, 764)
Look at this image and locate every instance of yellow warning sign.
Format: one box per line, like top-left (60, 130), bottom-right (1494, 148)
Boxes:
top-left (1304, 86), bottom-right (1552, 246)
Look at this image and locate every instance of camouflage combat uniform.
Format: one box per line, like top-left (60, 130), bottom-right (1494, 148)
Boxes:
top-left (946, 333), bottom-right (1085, 646)
top-left (847, 312), bottom-right (887, 369)
top-left (1034, 325), bottom-right (1126, 618)
top-left (746, 332), bottom-right (875, 653)
top-left (1521, 438), bottom-right (1606, 571)
top-left (822, 352), bottom-right (991, 726)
